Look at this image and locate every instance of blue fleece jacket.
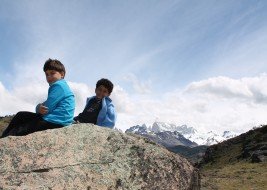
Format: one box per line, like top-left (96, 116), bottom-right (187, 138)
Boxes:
top-left (85, 96), bottom-right (116, 128)
top-left (36, 79), bottom-right (75, 126)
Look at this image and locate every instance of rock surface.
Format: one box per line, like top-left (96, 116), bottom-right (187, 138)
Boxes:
top-left (0, 124), bottom-right (199, 190)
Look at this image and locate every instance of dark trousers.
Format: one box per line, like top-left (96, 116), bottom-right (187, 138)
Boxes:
top-left (1, 111), bottom-right (63, 138)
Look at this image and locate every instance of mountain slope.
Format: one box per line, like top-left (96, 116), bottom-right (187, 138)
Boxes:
top-left (167, 145), bottom-right (208, 164)
top-left (142, 131), bottom-right (198, 148)
top-left (126, 125), bottom-right (197, 147)
top-left (199, 125), bottom-right (267, 189)
top-left (200, 125), bottom-right (267, 166)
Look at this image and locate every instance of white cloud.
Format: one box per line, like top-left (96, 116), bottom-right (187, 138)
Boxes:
top-left (0, 82), bottom-right (34, 115)
top-left (185, 74), bottom-right (267, 104)
top-left (68, 82), bottom-right (94, 114)
top-left (111, 85), bottom-right (135, 113)
top-left (185, 76), bottom-right (253, 99)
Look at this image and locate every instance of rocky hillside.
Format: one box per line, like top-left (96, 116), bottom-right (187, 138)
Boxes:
top-left (167, 145), bottom-right (208, 164)
top-left (199, 125), bottom-right (267, 189)
top-left (0, 124), bottom-right (200, 189)
top-left (200, 125), bottom-right (267, 165)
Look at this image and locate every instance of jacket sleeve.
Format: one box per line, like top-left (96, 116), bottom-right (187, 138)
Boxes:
top-left (43, 83), bottom-right (65, 114)
top-left (85, 98), bottom-right (90, 108)
top-left (101, 103), bottom-right (116, 128)
top-left (35, 101), bottom-right (47, 113)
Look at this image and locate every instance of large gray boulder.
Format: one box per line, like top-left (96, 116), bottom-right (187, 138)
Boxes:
top-left (0, 124), bottom-right (199, 189)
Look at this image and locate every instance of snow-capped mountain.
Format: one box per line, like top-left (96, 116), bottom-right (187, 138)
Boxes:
top-left (151, 122), bottom-right (196, 135)
top-left (184, 131), bottom-right (227, 146)
top-left (126, 126), bottom-right (197, 147)
top-left (126, 122), bottom-right (238, 146)
top-left (125, 124), bottom-right (149, 135)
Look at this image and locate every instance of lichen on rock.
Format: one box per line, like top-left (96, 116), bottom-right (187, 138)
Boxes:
top-left (0, 124), bottom-right (200, 190)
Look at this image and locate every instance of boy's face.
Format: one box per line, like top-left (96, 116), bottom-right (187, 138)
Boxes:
top-left (95, 85), bottom-right (110, 99)
top-left (45, 70), bottom-right (64, 84)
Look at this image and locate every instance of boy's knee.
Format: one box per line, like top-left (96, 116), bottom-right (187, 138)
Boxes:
top-left (16, 111), bottom-right (31, 117)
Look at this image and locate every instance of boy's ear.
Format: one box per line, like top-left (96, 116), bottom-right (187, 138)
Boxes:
top-left (60, 72), bottom-right (65, 78)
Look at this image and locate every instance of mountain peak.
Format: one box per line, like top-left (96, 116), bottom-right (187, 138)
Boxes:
top-left (151, 122), bottom-right (197, 135)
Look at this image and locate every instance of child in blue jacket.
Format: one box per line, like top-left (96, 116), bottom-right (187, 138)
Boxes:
top-left (73, 78), bottom-right (116, 128)
top-left (1, 59), bottom-right (75, 137)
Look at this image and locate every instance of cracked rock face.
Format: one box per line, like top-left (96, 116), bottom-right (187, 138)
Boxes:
top-left (0, 124), bottom-right (199, 189)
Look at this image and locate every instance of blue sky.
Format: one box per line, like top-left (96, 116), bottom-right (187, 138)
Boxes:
top-left (1, 0), bottom-right (267, 133)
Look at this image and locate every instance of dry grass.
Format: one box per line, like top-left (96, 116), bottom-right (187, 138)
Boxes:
top-left (200, 162), bottom-right (267, 190)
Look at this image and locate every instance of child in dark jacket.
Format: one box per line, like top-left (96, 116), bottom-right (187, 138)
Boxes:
top-left (1, 59), bottom-right (75, 138)
top-left (73, 78), bottom-right (116, 128)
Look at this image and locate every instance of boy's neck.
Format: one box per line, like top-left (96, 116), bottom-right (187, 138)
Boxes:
top-left (49, 78), bottom-right (63, 85)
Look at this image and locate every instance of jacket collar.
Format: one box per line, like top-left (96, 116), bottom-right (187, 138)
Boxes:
top-left (91, 96), bottom-right (112, 102)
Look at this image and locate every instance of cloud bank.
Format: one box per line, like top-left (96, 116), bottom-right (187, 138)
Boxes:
top-left (1, 74), bottom-right (266, 134)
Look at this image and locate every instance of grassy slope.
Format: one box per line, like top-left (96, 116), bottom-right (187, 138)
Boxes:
top-left (201, 162), bottom-right (267, 190)
top-left (200, 125), bottom-right (267, 190)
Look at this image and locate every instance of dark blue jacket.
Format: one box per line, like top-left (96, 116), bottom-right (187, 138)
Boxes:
top-left (85, 96), bottom-right (116, 128)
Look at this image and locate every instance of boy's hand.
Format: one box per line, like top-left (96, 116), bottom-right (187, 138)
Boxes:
top-left (38, 104), bottom-right (49, 115)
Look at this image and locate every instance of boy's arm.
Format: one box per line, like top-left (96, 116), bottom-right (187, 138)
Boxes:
top-left (43, 83), bottom-right (65, 113)
top-left (73, 97), bottom-right (91, 123)
top-left (101, 103), bottom-right (116, 128)
top-left (36, 103), bottom-right (41, 113)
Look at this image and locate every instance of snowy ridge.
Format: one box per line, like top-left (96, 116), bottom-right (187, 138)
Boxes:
top-left (126, 122), bottom-right (239, 146)
top-left (152, 122), bottom-right (196, 135)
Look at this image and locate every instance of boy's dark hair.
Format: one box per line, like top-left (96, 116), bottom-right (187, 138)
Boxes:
top-left (43, 58), bottom-right (66, 77)
top-left (96, 78), bottom-right (114, 94)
